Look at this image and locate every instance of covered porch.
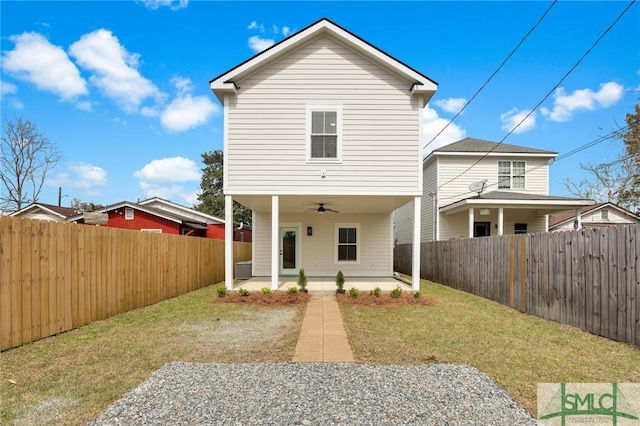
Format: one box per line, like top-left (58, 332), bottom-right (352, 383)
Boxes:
top-left (225, 194), bottom-right (423, 292)
top-left (439, 191), bottom-right (595, 239)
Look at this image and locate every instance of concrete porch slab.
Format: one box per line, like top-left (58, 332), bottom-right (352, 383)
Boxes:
top-left (233, 276), bottom-right (411, 295)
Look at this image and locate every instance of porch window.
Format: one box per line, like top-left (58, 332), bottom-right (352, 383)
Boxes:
top-left (336, 224), bottom-right (359, 262)
top-left (307, 106), bottom-right (341, 161)
top-left (514, 223), bottom-right (528, 234)
top-left (498, 160), bottom-right (525, 189)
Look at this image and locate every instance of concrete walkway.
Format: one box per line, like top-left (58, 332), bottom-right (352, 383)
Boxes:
top-left (292, 295), bottom-right (355, 363)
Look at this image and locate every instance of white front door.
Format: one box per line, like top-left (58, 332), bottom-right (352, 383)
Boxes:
top-left (280, 227), bottom-right (299, 275)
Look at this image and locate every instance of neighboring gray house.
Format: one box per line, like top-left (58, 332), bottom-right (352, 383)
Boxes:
top-left (395, 138), bottom-right (594, 243)
top-left (210, 18), bottom-right (438, 290)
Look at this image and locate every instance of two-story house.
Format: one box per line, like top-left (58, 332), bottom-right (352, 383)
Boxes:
top-left (210, 18), bottom-right (437, 291)
top-left (395, 137), bottom-right (594, 243)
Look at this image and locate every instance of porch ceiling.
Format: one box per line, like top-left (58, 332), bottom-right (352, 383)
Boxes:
top-left (232, 194), bottom-right (415, 214)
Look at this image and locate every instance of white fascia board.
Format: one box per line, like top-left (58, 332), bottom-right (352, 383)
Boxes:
top-left (10, 204), bottom-right (65, 218)
top-left (429, 151), bottom-right (557, 159)
top-left (140, 198), bottom-right (225, 224)
top-left (440, 198), bottom-right (595, 215)
top-left (225, 189), bottom-right (423, 196)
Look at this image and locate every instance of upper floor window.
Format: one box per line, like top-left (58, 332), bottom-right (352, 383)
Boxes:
top-left (498, 160), bottom-right (525, 189)
top-left (307, 106), bottom-right (341, 161)
top-left (601, 208), bottom-right (609, 220)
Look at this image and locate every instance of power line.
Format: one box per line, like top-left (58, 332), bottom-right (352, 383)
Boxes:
top-left (437, 0), bottom-right (636, 191)
top-left (423, 0), bottom-right (558, 151)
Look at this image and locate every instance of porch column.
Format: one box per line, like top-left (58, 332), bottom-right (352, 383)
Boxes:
top-left (468, 207), bottom-right (475, 238)
top-left (574, 208), bottom-right (582, 230)
top-left (271, 195), bottom-right (279, 290)
top-left (225, 195), bottom-right (233, 290)
top-left (498, 207), bottom-right (504, 236)
top-left (412, 196), bottom-right (421, 291)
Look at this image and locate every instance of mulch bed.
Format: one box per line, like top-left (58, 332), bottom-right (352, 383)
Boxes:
top-left (336, 291), bottom-right (437, 306)
top-left (212, 291), bottom-right (311, 306)
top-left (212, 290), bottom-right (436, 307)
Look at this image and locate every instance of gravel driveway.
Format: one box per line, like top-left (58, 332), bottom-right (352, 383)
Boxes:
top-left (90, 362), bottom-right (539, 425)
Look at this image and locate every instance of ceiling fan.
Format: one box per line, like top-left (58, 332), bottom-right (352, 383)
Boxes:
top-left (307, 203), bottom-right (339, 214)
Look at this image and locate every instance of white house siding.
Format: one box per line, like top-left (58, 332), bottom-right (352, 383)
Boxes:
top-left (553, 207), bottom-right (640, 231)
top-left (21, 211), bottom-right (65, 222)
top-left (393, 204), bottom-right (413, 245)
top-left (253, 211), bottom-right (392, 277)
top-left (226, 34), bottom-right (421, 196)
top-left (436, 155), bottom-right (550, 204)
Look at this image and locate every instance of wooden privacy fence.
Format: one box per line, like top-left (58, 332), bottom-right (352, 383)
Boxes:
top-left (394, 225), bottom-right (639, 347)
top-left (0, 216), bottom-right (252, 351)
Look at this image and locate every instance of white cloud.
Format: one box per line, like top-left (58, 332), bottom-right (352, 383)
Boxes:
top-left (75, 101), bottom-right (92, 111)
top-left (138, 181), bottom-right (198, 206)
top-left (2, 32), bottom-right (87, 100)
top-left (69, 29), bottom-right (163, 111)
top-left (423, 105), bottom-right (467, 156)
top-left (140, 106), bottom-right (160, 117)
top-left (134, 157), bottom-right (201, 183)
top-left (500, 108), bottom-right (536, 134)
top-left (248, 21), bottom-right (264, 32)
top-left (0, 80), bottom-right (17, 97)
top-left (248, 35), bottom-right (275, 53)
top-left (171, 76), bottom-right (193, 96)
top-left (540, 81), bottom-right (624, 122)
top-left (433, 97), bottom-right (467, 115)
top-left (142, 0), bottom-right (188, 10)
top-left (160, 95), bottom-right (219, 132)
top-left (282, 26), bottom-right (291, 37)
top-left (48, 163), bottom-right (108, 189)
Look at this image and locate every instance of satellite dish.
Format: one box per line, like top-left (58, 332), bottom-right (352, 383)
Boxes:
top-left (469, 180), bottom-right (487, 195)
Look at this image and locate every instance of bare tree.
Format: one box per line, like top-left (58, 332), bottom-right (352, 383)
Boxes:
top-left (1, 116), bottom-right (61, 212)
top-left (563, 104), bottom-right (640, 213)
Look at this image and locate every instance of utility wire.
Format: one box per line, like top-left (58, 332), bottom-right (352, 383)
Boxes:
top-left (423, 0), bottom-right (558, 151)
top-left (437, 0), bottom-right (636, 191)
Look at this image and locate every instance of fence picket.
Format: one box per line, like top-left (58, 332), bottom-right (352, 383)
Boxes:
top-left (394, 225), bottom-right (640, 347)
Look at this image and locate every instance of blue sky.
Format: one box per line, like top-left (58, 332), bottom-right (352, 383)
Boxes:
top-left (1, 1), bottom-right (638, 210)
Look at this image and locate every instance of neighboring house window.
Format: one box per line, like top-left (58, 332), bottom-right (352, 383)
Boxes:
top-left (601, 208), bottom-right (609, 220)
top-left (336, 224), bottom-right (359, 262)
top-left (125, 208), bottom-right (134, 220)
top-left (514, 223), bottom-right (527, 234)
top-left (307, 106), bottom-right (341, 160)
top-left (498, 161), bottom-right (525, 189)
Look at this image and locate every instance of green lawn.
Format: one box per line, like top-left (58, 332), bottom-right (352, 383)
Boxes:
top-left (340, 278), bottom-right (640, 416)
top-left (0, 284), bottom-right (305, 426)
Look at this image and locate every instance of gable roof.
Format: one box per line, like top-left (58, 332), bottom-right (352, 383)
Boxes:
top-left (10, 202), bottom-right (78, 219)
top-left (210, 18), bottom-right (437, 105)
top-left (138, 197), bottom-right (225, 223)
top-left (433, 138), bottom-right (557, 156)
top-left (549, 202), bottom-right (640, 228)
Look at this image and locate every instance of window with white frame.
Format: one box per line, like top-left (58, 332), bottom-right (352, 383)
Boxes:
top-left (498, 160), bottom-right (525, 189)
top-left (308, 107), bottom-right (341, 160)
top-left (601, 208), bottom-right (609, 220)
top-left (124, 207), bottom-right (134, 220)
top-left (336, 224), bottom-right (359, 262)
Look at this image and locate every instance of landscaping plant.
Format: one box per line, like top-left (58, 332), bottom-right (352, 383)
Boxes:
top-left (287, 286), bottom-right (299, 294)
top-left (261, 287), bottom-right (272, 296)
top-left (297, 268), bottom-right (308, 292)
top-left (369, 287), bottom-right (382, 297)
top-left (239, 288), bottom-right (250, 297)
top-left (336, 270), bottom-right (345, 293)
top-left (390, 285), bottom-right (403, 298)
top-left (348, 288), bottom-right (358, 298)
top-left (216, 287), bottom-right (227, 298)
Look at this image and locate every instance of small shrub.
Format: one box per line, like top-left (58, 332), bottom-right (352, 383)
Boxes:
top-left (216, 287), bottom-right (227, 298)
top-left (391, 285), bottom-right (403, 299)
top-left (413, 291), bottom-right (421, 299)
top-left (297, 268), bottom-right (308, 292)
top-left (261, 287), bottom-right (272, 296)
top-left (348, 287), bottom-right (358, 298)
top-left (238, 288), bottom-right (250, 297)
top-left (336, 270), bottom-right (345, 292)
top-left (369, 287), bottom-right (382, 297)
top-left (287, 286), bottom-right (299, 294)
